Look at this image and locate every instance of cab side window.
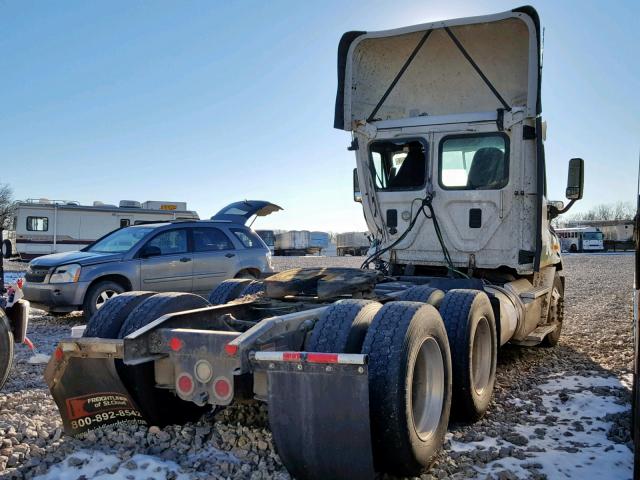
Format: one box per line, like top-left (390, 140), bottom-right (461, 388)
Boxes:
top-left (370, 139), bottom-right (427, 190)
top-left (440, 134), bottom-right (509, 190)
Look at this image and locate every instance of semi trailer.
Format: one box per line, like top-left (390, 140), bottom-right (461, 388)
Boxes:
top-left (336, 231), bottom-right (371, 256)
top-left (274, 230), bottom-right (329, 256)
top-left (45, 7), bottom-right (584, 479)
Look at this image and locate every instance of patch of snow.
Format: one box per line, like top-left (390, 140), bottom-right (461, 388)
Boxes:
top-left (447, 433), bottom-right (500, 453)
top-left (537, 373), bottom-right (628, 392)
top-left (34, 450), bottom-right (193, 480)
top-left (26, 353), bottom-right (50, 364)
top-left (5, 271), bottom-right (26, 285)
top-left (621, 373), bottom-right (633, 391)
top-left (458, 374), bottom-right (633, 479)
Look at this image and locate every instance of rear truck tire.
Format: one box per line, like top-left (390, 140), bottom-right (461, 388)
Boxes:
top-left (239, 280), bottom-right (264, 297)
top-left (2, 239), bottom-right (12, 259)
top-left (540, 274), bottom-right (564, 347)
top-left (438, 289), bottom-right (497, 422)
top-left (117, 293), bottom-right (211, 426)
top-left (82, 280), bottom-right (126, 319)
top-left (0, 310), bottom-right (14, 390)
top-left (362, 301), bottom-right (452, 477)
top-left (398, 286), bottom-right (445, 307)
top-left (306, 299), bottom-right (382, 353)
top-left (83, 291), bottom-right (157, 338)
top-left (208, 278), bottom-right (253, 305)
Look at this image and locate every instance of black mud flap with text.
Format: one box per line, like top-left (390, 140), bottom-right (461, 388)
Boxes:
top-left (46, 355), bottom-right (146, 437)
top-left (261, 360), bottom-right (375, 480)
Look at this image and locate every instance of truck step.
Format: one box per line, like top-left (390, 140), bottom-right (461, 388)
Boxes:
top-left (511, 324), bottom-right (557, 346)
top-left (519, 286), bottom-right (550, 300)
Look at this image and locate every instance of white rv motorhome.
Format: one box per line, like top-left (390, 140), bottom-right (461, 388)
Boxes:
top-left (10, 199), bottom-right (199, 259)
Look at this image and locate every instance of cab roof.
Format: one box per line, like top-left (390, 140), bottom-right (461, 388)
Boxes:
top-left (334, 6), bottom-right (541, 131)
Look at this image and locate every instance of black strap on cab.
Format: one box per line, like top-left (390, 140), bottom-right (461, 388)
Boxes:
top-left (444, 27), bottom-right (511, 112)
top-left (367, 30), bottom-right (432, 123)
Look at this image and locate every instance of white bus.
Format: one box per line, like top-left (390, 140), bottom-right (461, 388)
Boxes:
top-left (8, 199), bottom-right (199, 260)
top-left (555, 226), bottom-right (605, 252)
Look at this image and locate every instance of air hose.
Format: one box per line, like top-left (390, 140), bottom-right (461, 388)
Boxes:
top-left (362, 194), bottom-right (469, 278)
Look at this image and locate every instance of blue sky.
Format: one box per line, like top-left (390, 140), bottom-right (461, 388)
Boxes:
top-left (1, 0), bottom-right (638, 231)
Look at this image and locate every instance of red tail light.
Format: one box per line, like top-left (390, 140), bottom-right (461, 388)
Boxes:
top-left (176, 373), bottom-right (194, 396)
top-left (224, 343), bottom-right (238, 357)
top-left (213, 377), bottom-right (231, 399)
top-left (168, 337), bottom-right (183, 352)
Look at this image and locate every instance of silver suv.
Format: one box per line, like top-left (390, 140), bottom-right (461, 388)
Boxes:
top-left (23, 201), bottom-right (279, 317)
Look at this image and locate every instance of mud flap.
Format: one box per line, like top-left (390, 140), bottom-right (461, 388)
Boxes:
top-left (46, 348), bottom-right (146, 437)
top-left (263, 361), bottom-right (375, 480)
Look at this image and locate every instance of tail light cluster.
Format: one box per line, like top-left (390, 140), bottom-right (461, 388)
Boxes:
top-left (169, 337), bottom-right (233, 404)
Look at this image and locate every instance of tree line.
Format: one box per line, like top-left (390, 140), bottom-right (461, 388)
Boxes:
top-left (560, 201), bottom-right (635, 223)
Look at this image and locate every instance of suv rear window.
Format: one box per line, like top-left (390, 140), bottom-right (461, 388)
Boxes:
top-left (193, 228), bottom-right (234, 252)
top-left (231, 228), bottom-right (264, 249)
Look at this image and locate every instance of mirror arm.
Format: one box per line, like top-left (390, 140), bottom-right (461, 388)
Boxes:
top-left (557, 199), bottom-right (577, 214)
top-left (549, 199), bottom-right (577, 220)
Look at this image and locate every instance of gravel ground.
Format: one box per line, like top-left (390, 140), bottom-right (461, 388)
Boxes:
top-left (0, 254), bottom-right (634, 479)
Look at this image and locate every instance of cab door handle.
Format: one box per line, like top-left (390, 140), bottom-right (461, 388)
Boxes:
top-left (225, 253), bottom-right (235, 258)
top-left (180, 257), bottom-right (191, 263)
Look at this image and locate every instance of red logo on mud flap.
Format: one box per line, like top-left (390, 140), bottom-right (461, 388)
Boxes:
top-left (65, 392), bottom-right (135, 420)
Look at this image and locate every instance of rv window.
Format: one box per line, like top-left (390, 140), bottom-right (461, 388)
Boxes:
top-left (193, 228), bottom-right (234, 252)
top-left (146, 229), bottom-right (188, 255)
top-left (120, 219), bottom-right (130, 228)
top-left (440, 134), bottom-right (509, 190)
top-left (231, 228), bottom-right (263, 249)
top-left (26, 216), bottom-right (48, 231)
top-left (369, 139), bottom-right (426, 191)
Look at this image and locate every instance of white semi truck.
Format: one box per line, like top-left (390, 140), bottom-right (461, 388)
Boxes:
top-left (45, 7), bottom-right (584, 479)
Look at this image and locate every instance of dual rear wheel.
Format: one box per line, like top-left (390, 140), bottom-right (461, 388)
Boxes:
top-left (303, 289), bottom-right (497, 477)
top-left (83, 292), bottom-right (211, 426)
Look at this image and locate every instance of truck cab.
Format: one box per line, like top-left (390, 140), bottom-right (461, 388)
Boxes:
top-left (336, 7), bottom-right (581, 278)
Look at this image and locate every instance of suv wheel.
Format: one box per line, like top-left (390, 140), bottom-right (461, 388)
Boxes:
top-left (82, 280), bottom-right (126, 319)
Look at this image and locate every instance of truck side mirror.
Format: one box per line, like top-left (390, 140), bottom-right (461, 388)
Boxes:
top-left (353, 168), bottom-right (362, 203)
top-left (566, 158), bottom-right (584, 200)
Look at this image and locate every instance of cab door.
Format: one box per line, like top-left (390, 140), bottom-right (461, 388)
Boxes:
top-left (430, 128), bottom-right (523, 267)
top-left (139, 228), bottom-right (193, 292)
top-left (361, 135), bottom-right (432, 254)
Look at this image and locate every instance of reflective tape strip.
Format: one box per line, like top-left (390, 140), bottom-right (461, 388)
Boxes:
top-left (254, 351), bottom-right (366, 365)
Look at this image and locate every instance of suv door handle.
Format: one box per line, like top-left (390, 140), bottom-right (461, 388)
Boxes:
top-left (225, 253), bottom-right (235, 258)
top-left (180, 257), bottom-right (191, 263)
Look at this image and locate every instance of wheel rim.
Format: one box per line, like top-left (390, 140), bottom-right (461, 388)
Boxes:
top-left (95, 289), bottom-right (118, 310)
top-left (410, 336), bottom-right (445, 441)
top-left (471, 316), bottom-right (492, 395)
